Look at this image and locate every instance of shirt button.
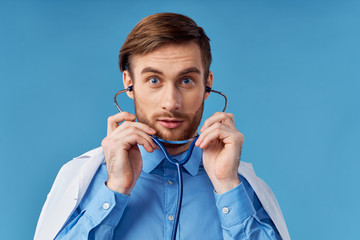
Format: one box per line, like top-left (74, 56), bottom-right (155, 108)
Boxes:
top-left (222, 207), bottom-right (229, 214)
top-left (168, 214), bottom-right (174, 221)
top-left (103, 202), bottom-right (110, 210)
top-left (168, 180), bottom-right (174, 185)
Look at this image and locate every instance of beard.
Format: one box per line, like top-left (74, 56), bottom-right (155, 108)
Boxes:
top-left (134, 96), bottom-right (204, 141)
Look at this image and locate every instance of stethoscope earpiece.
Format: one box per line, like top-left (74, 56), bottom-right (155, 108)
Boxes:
top-left (115, 85), bottom-right (227, 112)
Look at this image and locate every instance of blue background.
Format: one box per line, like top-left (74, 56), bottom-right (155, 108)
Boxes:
top-left (1, 0), bottom-right (359, 239)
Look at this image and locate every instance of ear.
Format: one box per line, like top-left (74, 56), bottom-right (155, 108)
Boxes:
top-left (204, 71), bottom-right (213, 100)
top-left (123, 70), bottom-right (134, 99)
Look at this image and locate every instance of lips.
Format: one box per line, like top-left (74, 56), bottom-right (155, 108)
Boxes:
top-left (157, 119), bottom-right (183, 129)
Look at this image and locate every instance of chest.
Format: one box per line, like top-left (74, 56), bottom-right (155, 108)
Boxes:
top-left (114, 169), bottom-right (223, 240)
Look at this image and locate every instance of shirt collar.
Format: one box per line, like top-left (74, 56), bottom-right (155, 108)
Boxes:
top-left (140, 145), bottom-right (203, 176)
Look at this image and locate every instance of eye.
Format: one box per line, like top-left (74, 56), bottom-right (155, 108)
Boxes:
top-left (148, 77), bottom-right (160, 85)
top-left (181, 78), bottom-right (194, 85)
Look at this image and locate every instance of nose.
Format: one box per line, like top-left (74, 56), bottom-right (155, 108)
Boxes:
top-left (160, 85), bottom-right (181, 112)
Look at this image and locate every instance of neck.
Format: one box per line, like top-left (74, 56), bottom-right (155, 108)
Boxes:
top-left (163, 141), bottom-right (192, 155)
top-left (161, 131), bottom-right (199, 155)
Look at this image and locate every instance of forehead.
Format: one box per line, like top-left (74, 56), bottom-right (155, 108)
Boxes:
top-left (131, 42), bottom-right (204, 75)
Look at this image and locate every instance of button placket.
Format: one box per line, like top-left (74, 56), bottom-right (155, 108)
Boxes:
top-left (163, 167), bottom-right (178, 239)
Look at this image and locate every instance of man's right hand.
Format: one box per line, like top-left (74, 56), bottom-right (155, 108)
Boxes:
top-left (101, 112), bottom-right (157, 195)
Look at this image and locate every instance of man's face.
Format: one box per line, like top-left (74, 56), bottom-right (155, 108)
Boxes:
top-left (123, 42), bottom-right (212, 141)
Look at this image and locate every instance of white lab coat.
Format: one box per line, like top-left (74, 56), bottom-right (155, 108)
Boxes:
top-left (34, 147), bottom-right (290, 240)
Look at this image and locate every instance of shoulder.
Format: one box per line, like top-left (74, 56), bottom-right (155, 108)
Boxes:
top-left (51, 146), bottom-right (104, 189)
top-left (58, 147), bottom-right (104, 176)
top-left (45, 146), bottom-right (105, 204)
top-left (34, 146), bottom-right (105, 240)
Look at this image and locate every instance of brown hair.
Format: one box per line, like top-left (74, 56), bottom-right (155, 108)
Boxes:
top-left (119, 13), bottom-right (212, 80)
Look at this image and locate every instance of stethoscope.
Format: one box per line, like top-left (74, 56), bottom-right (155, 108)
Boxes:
top-left (114, 85), bottom-right (227, 240)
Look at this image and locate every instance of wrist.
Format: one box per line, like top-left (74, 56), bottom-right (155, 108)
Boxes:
top-left (106, 180), bottom-right (132, 196)
top-left (213, 177), bottom-right (241, 195)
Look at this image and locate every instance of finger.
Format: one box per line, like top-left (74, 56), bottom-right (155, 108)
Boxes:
top-left (103, 126), bottom-right (157, 153)
top-left (107, 112), bottom-right (158, 136)
top-left (121, 130), bottom-right (157, 153)
top-left (107, 112), bottom-right (136, 135)
top-left (115, 121), bottom-right (157, 139)
top-left (111, 121), bottom-right (158, 149)
top-left (196, 122), bottom-right (236, 148)
top-left (198, 126), bottom-right (233, 149)
top-left (200, 112), bottom-right (235, 133)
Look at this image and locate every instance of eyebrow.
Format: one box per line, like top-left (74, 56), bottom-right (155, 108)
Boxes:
top-left (140, 67), bottom-right (201, 76)
top-left (179, 67), bottom-right (201, 76)
top-left (141, 67), bottom-right (163, 75)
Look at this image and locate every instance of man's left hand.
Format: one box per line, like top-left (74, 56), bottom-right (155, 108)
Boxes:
top-left (195, 112), bottom-right (244, 194)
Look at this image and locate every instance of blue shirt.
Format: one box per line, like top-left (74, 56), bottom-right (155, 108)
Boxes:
top-left (56, 146), bottom-right (281, 239)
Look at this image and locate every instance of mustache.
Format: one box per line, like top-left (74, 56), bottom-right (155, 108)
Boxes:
top-left (152, 111), bottom-right (189, 120)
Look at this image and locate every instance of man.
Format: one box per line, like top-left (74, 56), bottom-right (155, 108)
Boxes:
top-left (35, 13), bottom-right (290, 240)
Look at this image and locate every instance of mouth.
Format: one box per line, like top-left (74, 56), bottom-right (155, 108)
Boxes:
top-left (157, 118), bottom-right (184, 129)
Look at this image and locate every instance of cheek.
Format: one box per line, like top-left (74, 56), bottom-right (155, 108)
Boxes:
top-left (134, 89), bottom-right (163, 120)
top-left (134, 86), bottom-right (159, 105)
top-left (183, 91), bottom-right (204, 112)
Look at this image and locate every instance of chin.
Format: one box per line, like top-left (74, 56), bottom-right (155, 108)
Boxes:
top-left (156, 128), bottom-right (191, 141)
top-left (156, 131), bottom-right (182, 141)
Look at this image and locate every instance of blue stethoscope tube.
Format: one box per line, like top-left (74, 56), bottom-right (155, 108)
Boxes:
top-left (151, 135), bottom-right (199, 240)
top-left (113, 85), bottom-right (227, 240)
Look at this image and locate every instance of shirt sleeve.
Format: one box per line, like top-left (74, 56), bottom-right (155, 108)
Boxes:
top-left (55, 166), bottom-right (129, 240)
top-left (214, 177), bottom-right (281, 240)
